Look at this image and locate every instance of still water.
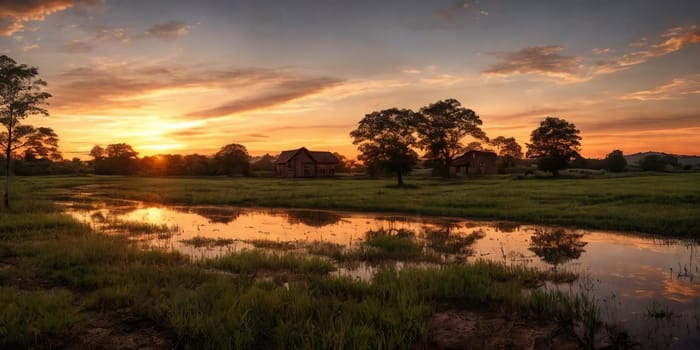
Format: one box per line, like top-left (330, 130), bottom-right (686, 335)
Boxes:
top-left (65, 200), bottom-right (699, 349)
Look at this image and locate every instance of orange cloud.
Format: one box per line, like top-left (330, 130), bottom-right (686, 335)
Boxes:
top-left (483, 25), bottom-right (700, 82)
top-left (621, 74), bottom-right (700, 101)
top-left (0, 0), bottom-right (102, 35)
top-left (185, 77), bottom-right (342, 119)
top-left (594, 26), bottom-right (700, 74)
top-left (482, 46), bottom-right (586, 82)
top-left (144, 21), bottom-right (190, 41)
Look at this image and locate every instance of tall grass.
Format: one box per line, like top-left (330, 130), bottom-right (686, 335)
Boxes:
top-left (0, 287), bottom-right (80, 348)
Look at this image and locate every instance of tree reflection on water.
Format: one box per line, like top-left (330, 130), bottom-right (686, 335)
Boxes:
top-left (529, 228), bottom-right (587, 267)
top-left (423, 222), bottom-right (485, 261)
top-left (286, 210), bottom-right (342, 227)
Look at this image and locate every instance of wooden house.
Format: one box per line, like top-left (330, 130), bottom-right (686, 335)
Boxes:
top-left (450, 150), bottom-right (498, 176)
top-left (274, 147), bottom-right (339, 178)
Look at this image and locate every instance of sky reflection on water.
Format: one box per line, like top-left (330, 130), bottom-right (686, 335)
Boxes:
top-left (66, 201), bottom-right (699, 348)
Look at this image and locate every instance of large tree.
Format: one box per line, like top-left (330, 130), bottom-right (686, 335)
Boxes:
top-left (350, 108), bottom-right (419, 186)
top-left (416, 99), bottom-right (487, 177)
top-left (604, 150), bottom-right (627, 172)
top-left (526, 117), bottom-right (581, 176)
top-left (1, 55), bottom-right (52, 207)
top-left (215, 143), bottom-right (250, 176)
top-left (490, 136), bottom-right (523, 168)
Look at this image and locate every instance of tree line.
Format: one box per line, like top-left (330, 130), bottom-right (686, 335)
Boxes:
top-left (350, 99), bottom-right (587, 185)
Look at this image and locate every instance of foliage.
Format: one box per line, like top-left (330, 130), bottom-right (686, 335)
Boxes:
top-left (638, 154), bottom-right (678, 172)
top-left (526, 117), bottom-right (582, 176)
top-left (490, 136), bottom-right (523, 168)
top-left (0, 55), bottom-right (53, 207)
top-left (490, 136), bottom-right (523, 160)
top-left (604, 150), bottom-right (627, 172)
top-left (350, 108), bottom-right (419, 186)
top-left (89, 144), bottom-right (105, 160)
top-left (215, 143), bottom-right (250, 176)
top-left (93, 143), bottom-right (140, 175)
top-left (251, 153), bottom-right (276, 172)
top-left (416, 99), bottom-right (487, 177)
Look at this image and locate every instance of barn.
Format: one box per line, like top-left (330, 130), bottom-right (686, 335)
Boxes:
top-left (450, 150), bottom-right (498, 176)
top-left (274, 147), bottom-right (340, 178)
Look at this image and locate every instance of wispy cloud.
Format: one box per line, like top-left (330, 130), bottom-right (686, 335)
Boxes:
top-left (594, 25), bottom-right (700, 74)
top-left (592, 47), bottom-right (612, 55)
top-left (0, 0), bottom-right (102, 35)
top-left (483, 25), bottom-right (700, 83)
top-left (621, 74), bottom-right (700, 101)
top-left (51, 59), bottom-right (345, 121)
top-left (62, 39), bottom-right (93, 52)
top-left (436, 1), bottom-right (488, 22)
top-left (579, 112), bottom-right (700, 133)
top-left (419, 74), bottom-right (464, 86)
top-left (483, 46), bottom-right (586, 82)
top-left (185, 77), bottom-right (342, 119)
top-left (22, 43), bottom-right (40, 52)
top-left (144, 21), bottom-right (190, 41)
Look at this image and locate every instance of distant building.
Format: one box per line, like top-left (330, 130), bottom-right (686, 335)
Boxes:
top-left (450, 150), bottom-right (498, 176)
top-left (274, 147), bottom-right (340, 178)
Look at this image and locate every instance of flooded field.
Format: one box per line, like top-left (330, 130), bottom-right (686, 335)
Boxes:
top-left (65, 200), bottom-right (699, 348)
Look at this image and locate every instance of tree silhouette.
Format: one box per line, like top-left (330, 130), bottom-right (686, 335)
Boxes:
top-left (106, 143), bottom-right (138, 159)
top-left (416, 99), bottom-right (487, 177)
top-left (350, 108), bottom-right (418, 186)
top-left (465, 141), bottom-right (485, 152)
top-left (251, 153), bottom-right (276, 172)
top-left (529, 228), bottom-right (587, 268)
top-left (89, 145), bottom-right (105, 160)
top-left (526, 117), bottom-right (581, 177)
top-left (215, 143), bottom-right (250, 176)
top-left (490, 136), bottom-right (522, 168)
top-left (93, 143), bottom-right (139, 175)
top-left (1, 55), bottom-right (52, 208)
top-left (604, 150), bottom-right (627, 172)
top-left (638, 154), bottom-right (678, 172)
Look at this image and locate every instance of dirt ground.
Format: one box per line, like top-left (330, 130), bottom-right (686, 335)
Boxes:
top-left (424, 309), bottom-right (582, 350)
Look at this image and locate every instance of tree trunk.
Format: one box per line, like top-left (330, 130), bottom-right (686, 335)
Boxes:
top-left (4, 146), bottom-right (9, 209)
top-left (4, 120), bottom-right (12, 209)
top-left (396, 171), bottom-right (404, 187)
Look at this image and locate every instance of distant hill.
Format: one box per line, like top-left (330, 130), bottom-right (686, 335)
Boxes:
top-left (625, 152), bottom-right (700, 167)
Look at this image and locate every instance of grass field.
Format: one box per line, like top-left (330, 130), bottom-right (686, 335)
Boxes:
top-left (11, 172), bottom-right (700, 236)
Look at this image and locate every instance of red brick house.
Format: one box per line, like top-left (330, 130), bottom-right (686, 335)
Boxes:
top-left (274, 147), bottom-right (339, 178)
top-left (450, 150), bottom-right (498, 176)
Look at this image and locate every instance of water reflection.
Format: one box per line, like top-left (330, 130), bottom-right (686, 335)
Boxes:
top-left (63, 201), bottom-right (700, 349)
top-left (177, 206), bottom-right (243, 224)
top-left (529, 229), bottom-right (587, 267)
top-left (286, 210), bottom-right (342, 227)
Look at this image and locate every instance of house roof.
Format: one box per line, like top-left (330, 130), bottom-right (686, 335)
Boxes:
top-left (274, 147), bottom-right (339, 164)
top-left (452, 150), bottom-right (497, 166)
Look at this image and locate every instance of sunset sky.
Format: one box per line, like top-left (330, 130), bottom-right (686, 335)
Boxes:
top-left (1, 0), bottom-right (699, 160)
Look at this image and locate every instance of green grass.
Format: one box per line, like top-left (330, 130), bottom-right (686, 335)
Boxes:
top-left (0, 189), bottom-right (604, 348)
top-left (10, 172), bottom-right (700, 235)
top-left (0, 287), bottom-right (80, 348)
top-left (205, 250), bottom-right (336, 275)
